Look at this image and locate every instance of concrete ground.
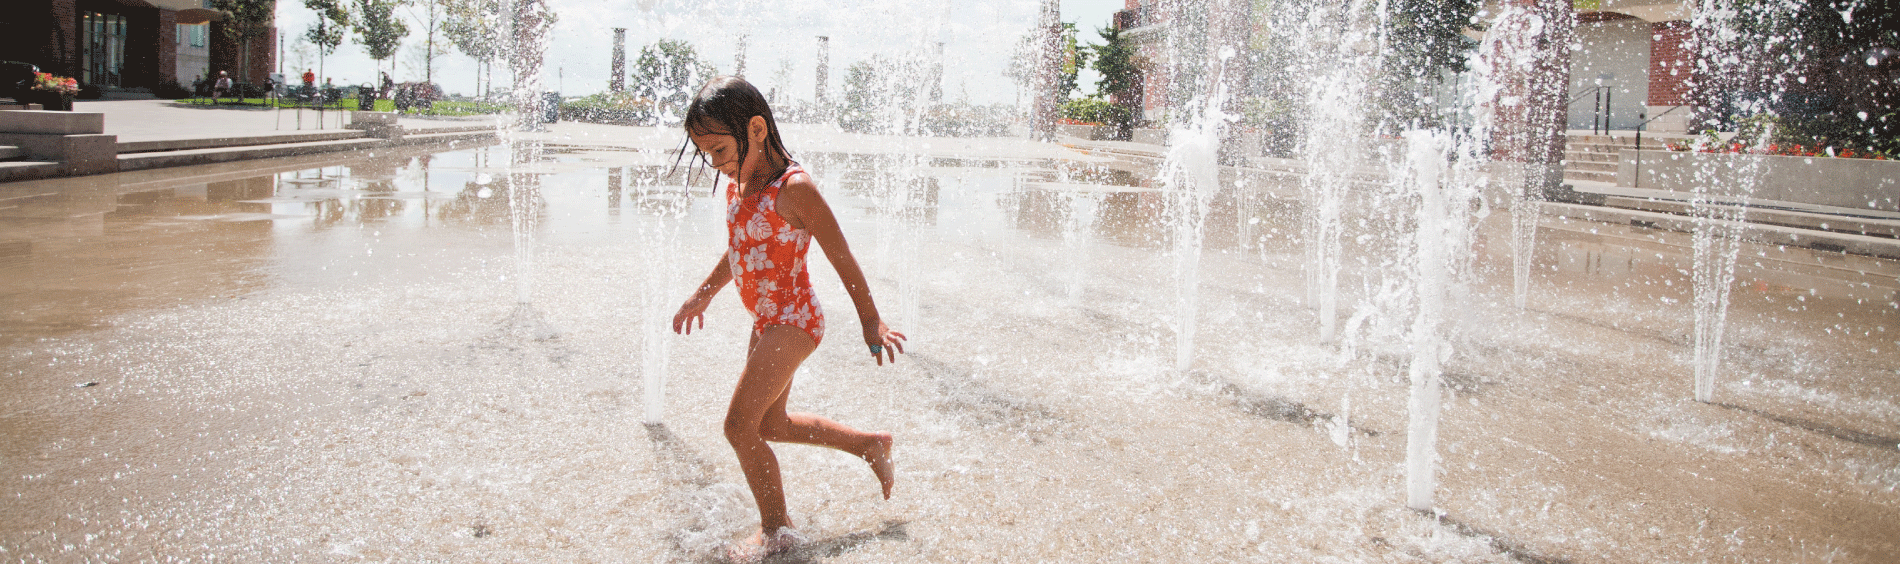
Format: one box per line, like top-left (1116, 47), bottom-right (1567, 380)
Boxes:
top-left (0, 135), bottom-right (1894, 562)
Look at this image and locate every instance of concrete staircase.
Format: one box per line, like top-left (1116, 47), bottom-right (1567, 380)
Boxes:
top-left (1562, 132), bottom-right (1693, 185)
top-left (0, 143), bottom-right (66, 181)
top-left (112, 125), bottom-right (494, 172)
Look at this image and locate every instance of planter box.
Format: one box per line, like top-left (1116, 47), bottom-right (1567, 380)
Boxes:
top-left (1618, 149), bottom-right (1900, 212)
top-left (19, 91), bottom-right (73, 111)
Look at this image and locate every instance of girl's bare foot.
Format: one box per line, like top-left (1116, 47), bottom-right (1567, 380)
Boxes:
top-left (866, 431), bottom-right (895, 500)
top-left (726, 526), bottom-right (805, 562)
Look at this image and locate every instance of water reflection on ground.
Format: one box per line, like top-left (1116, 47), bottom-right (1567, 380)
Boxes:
top-left (1, 137), bottom-right (1896, 561)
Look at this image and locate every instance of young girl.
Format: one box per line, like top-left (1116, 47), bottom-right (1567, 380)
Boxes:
top-left (670, 76), bottom-right (905, 557)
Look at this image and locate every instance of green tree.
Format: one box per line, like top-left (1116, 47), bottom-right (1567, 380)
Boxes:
top-left (1087, 22), bottom-right (1143, 110)
top-left (1371, 0), bottom-right (1481, 128)
top-left (837, 54), bottom-right (932, 133)
top-left (839, 57), bottom-right (888, 133)
top-left (210, 0), bottom-right (273, 82)
top-left (303, 0), bottom-right (350, 83)
top-left (1003, 31), bottom-right (1039, 107)
top-left (1056, 22), bottom-right (1089, 102)
top-left (407, 0), bottom-right (452, 85)
top-left (443, 0), bottom-right (504, 98)
top-left (354, 0), bottom-right (409, 79)
top-left (1706, 0), bottom-right (1898, 154)
top-left (632, 39), bottom-right (717, 121)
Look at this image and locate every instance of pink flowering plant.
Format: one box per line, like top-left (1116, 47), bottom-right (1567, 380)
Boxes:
top-left (31, 72), bottom-right (79, 96)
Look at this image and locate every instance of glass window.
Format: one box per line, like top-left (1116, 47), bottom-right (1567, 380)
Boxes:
top-left (82, 12), bottom-right (127, 87)
top-left (174, 23), bottom-right (208, 48)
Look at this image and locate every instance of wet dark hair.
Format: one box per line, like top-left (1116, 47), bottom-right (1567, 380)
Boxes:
top-left (675, 76), bottom-right (792, 194)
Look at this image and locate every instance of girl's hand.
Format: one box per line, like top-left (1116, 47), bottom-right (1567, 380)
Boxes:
top-left (865, 320), bottom-right (906, 366)
top-left (674, 294), bottom-right (711, 335)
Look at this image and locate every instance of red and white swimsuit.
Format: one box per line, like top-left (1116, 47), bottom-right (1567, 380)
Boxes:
top-left (726, 164), bottom-right (824, 345)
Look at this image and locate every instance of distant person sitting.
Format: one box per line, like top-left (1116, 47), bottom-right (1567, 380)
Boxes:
top-left (299, 69), bottom-right (317, 103)
top-left (213, 71), bottom-right (233, 103)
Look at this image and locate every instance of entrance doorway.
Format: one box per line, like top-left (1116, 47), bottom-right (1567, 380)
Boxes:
top-left (82, 11), bottom-right (127, 87)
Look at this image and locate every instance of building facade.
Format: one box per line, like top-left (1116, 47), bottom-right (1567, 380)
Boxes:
top-left (2, 0), bottom-right (275, 93)
top-left (1569, 1), bottom-right (1694, 133)
top-left (1112, 0), bottom-right (1701, 133)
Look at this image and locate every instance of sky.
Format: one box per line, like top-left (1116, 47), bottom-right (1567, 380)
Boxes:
top-left (274, 0), bottom-right (1127, 105)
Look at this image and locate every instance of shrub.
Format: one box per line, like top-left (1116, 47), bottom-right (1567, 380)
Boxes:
top-left (562, 91), bottom-right (658, 125)
top-left (920, 104), bottom-right (1013, 137)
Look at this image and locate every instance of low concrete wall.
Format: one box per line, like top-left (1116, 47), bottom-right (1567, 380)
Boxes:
top-left (347, 112), bottom-right (404, 140)
top-left (1132, 128), bottom-right (1166, 145)
top-left (0, 110), bottom-right (105, 134)
top-left (1058, 123), bottom-right (1135, 142)
top-left (1618, 149), bottom-right (1900, 212)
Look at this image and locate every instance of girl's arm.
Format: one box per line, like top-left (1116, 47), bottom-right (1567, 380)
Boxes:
top-left (779, 174), bottom-right (907, 364)
top-left (673, 252), bottom-right (733, 335)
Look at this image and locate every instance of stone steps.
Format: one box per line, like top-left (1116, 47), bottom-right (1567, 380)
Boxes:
top-left (1543, 201), bottom-right (1900, 267)
top-left (117, 131), bottom-right (369, 154)
top-left (0, 160), bottom-right (66, 182)
top-left (118, 138), bottom-right (387, 171)
top-left (1565, 179), bottom-right (1900, 245)
top-left (116, 127), bottom-right (498, 172)
top-left (1561, 132), bottom-right (1697, 184)
top-left (1566, 160), bottom-right (1619, 173)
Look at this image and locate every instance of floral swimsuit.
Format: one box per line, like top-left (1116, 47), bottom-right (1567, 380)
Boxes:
top-left (726, 164), bottom-right (824, 345)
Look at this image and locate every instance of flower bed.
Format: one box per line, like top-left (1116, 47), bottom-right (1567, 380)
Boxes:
top-left (1664, 139), bottom-right (1891, 160)
top-left (24, 72), bottom-right (77, 111)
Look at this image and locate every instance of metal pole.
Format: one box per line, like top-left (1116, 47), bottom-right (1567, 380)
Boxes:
top-left (1593, 88), bottom-right (1603, 135)
top-left (1604, 89), bottom-right (1612, 134)
top-left (1634, 111), bottom-right (1643, 188)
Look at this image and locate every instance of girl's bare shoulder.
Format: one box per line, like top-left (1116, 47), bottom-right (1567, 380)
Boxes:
top-left (777, 170), bottom-right (836, 230)
top-left (783, 169), bottom-right (819, 193)
top-left (779, 170), bottom-right (825, 206)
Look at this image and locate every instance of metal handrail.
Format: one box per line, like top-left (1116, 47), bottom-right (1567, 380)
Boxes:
top-left (1565, 86), bottom-right (1604, 106)
top-left (1567, 86), bottom-right (1613, 135)
top-left (1632, 105), bottom-right (1688, 188)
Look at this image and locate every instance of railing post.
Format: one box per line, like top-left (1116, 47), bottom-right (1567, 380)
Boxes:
top-left (1603, 89), bottom-right (1612, 134)
top-left (1593, 88), bottom-right (1602, 135)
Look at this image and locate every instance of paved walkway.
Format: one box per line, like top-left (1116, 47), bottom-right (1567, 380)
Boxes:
top-left (73, 99), bottom-right (496, 143)
top-left (66, 100), bottom-right (1102, 165)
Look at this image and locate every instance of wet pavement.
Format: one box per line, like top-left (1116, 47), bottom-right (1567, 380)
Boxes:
top-left (1, 125), bottom-right (1897, 562)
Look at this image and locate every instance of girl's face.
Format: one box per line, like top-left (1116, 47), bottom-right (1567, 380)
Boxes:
top-left (688, 115), bottom-right (771, 184)
top-left (688, 126), bottom-right (744, 181)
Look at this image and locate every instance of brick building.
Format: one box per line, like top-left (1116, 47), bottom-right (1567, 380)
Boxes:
top-left (1111, 0), bottom-right (1705, 134)
top-left (1567, 2), bottom-right (1695, 133)
top-left (1, 0), bottom-right (276, 94)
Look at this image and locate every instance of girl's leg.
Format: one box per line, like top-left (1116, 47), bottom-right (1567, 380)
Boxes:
top-left (757, 364), bottom-right (896, 501)
top-left (726, 326), bottom-right (894, 533)
top-left (725, 325), bottom-right (815, 532)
